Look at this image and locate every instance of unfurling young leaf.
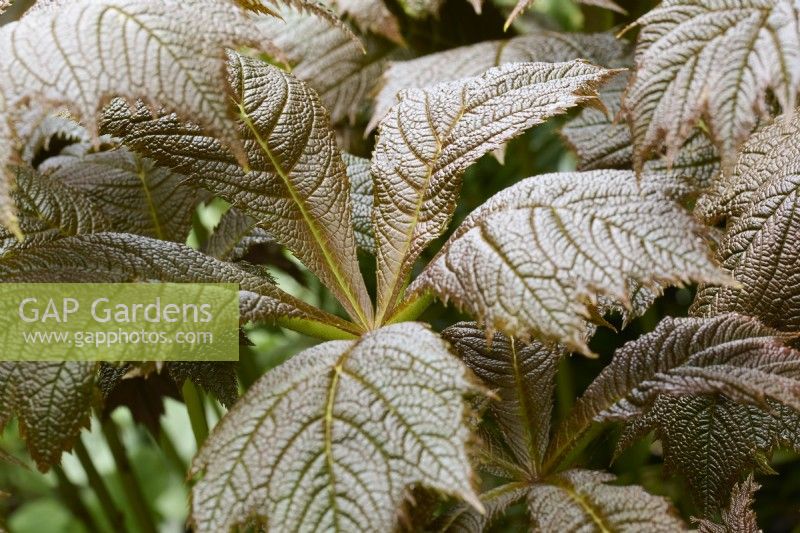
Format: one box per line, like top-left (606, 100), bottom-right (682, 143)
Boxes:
top-left (624, 0), bottom-right (800, 172)
top-left (413, 170), bottom-right (726, 351)
top-left (371, 61), bottom-right (620, 323)
top-left (190, 322), bottom-right (479, 533)
top-left (103, 53), bottom-right (374, 328)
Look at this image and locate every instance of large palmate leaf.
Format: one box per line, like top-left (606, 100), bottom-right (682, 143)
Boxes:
top-left (413, 170), bottom-right (726, 351)
top-left (256, 7), bottom-right (396, 125)
top-left (442, 322), bottom-right (563, 475)
top-left (103, 53), bottom-right (373, 327)
top-left (0, 232), bottom-right (356, 336)
top-left (370, 32), bottom-right (627, 131)
top-left (371, 61), bottom-right (618, 322)
top-left (505, 0), bottom-right (626, 29)
top-left (694, 475), bottom-right (760, 532)
top-left (527, 470), bottom-right (685, 532)
top-left (190, 322), bottom-right (479, 532)
top-left (624, 0), bottom-right (800, 172)
top-left (0, 168), bottom-right (109, 255)
top-left (693, 113), bottom-right (800, 331)
top-left (0, 361), bottom-right (97, 471)
top-left (548, 313), bottom-right (800, 466)
top-left (50, 149), bottom-right (206, 242)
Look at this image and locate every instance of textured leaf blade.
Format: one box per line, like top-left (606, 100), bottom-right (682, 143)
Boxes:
top-left (624, 0), bottom-right (800, 172)
top-left (0, 0), bottom-right (261, 144)
top-left (343, 153), bottom-right (375, 253)
top-left (371, 32), bottom-right (627, 131)
top-left (414, 170), bottom-right (726, 351)
top-left (625, 395), bottom-right (800, 514)
top-left (204, 208), bottom-right (274, 262)
top-left (0, 232), bottom-right (354, 333)
top-left (561, 73), bottom-right (633, 171)
top-left (549, 314), bottom-right (800, 465)
top-left (527, 469), bottom-right (686, 532)
top-left (442, 322), bottom-right (563, 474)
top-left (694, 475), bottom-right (761, 532)
top-left (256, 6), bottom-right (395, 125)
top-left (0, 361), bottom-right (97, 471)
top-left (372, 61), bottom-right (619, 321)
top-left (50, 149), bottom-right (206, 242)
top-left (333, 0), bottom-right (403, 44)
top-left (191, 322), bottom-right (479, 532)
top-left (103, 53), bottom-right (373, 327)
top-left (0, 168), bottom-right (109, 255)
top-left (693, 113), bottom-right (800, 331)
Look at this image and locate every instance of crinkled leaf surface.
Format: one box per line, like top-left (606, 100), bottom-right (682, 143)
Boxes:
top-left (442, 322), bottom-right (563, 474)
top-left (561, 73), bottom-right (633, 171)
top-left (642, 131), bottom-right (721, 194)
top-left (550, 314), bottom-right (800, 469)
top-left (414, 170), bottom-right (725, 351)
top-left (256, 7), bottom-right (395, 125)
top-left (437, 482), bottom-right (530, 533)
top-left (372, 61), bottom-right (618, 321)
top-left (624, 0), bottom-right (800, 172)
top-left (0, 168), bottom-right (109, 255)
top-left (205, 208), bottom-right (274, 262)
top-left (168, 362), bottom-right (239, 408)
top-left (103, 53), bottom-right (373, 327)
top-left (0, 232), bottom-right (355, 334)
top-left (0, 361), bottom-right (97, 471)
top-left (50, 149), bottom-right (205, 242)
top-left (527, 469), bottom-right (686, 532)
top-left (695, 475), bottom-right (761, 532)
top-left (190, 322), bottom-right (479, 532)
top-left (370, 32), bottom-right (627, 131)
top-left (0, 0), bottom-right (261, 144)
top-left (343, 153), bottom-right (375, 253)
top-left (693, 113), bottom-right (800, 331)
top-left (623, 395), bottom-right (800, 514)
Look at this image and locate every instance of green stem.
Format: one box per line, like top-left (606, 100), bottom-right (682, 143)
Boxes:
top-left (74, 438), bottom-right (126, 532)
top-left (53, 464), bottom-right (100, 533)
top-left (157, 430), bottom-right (188, 477)
top-left (385, 290), bottom-right (435, 325)
top-left (101, 418), bottom-right (158, 533)
top-left (277, 315), bottom-right (360, 341)
top-left (182, 381), bottom-right (209, 448)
